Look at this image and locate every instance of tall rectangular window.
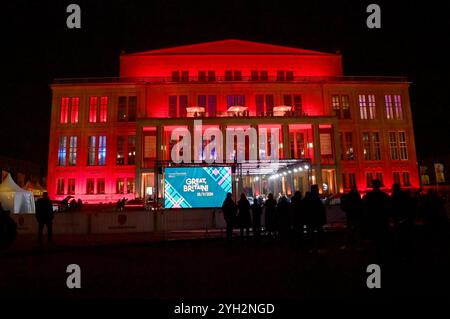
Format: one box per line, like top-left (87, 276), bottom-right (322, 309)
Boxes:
top-left (68, 178), bottom-right (76, 195)
top-left (359, 94), bottom-right (376, 119)
top-left (399, 131), bottom-right (408, 160)
top-left (389, 132), bottom-right (399, 160)
top-left (277, 70), bottom-right (285, 81)
top-left (198, 95), bottom-right (207, 108)
top-left (198, 70), bottom-right (206, 81)
top-left (233, 70), bottom-right (242, 81)
top-left (283, 94), bottom-right (292, 106)
top-left (99, 96), bottom-right (108, 122)
top-left (366, 172), bottom-right (373, 188)
top-left (169, 96), bottom-right (177, 117)
top-left (89, 97), bottom-right (98, 123)
top-left (251, 70), bottom-right (259, 81)
top-left (88, 136), bottom-right (97, 166)
top-left (385, 95), bottom-right (403, 120)
top-left (57, 179), bottom-right (65, 195)
top-left (97, 178), bottom-right (105, 194)
top-left (68, 136), bottom-right (77, 166)
top-left (260, 70), bottom-right (268, 81)
top-left (70, 97), bottom-right (79, 123)
top-left (86, 178), bottom-right (95, 194)
top-left (117, 96), bottom-right (137, 122)
top-left (362, 132), bottom-right (381, 160)
top-left (332, 95), bottom-right (350, 119)
top-left (60, 97), bottom-right (70, 123)
top-left (393, 172), bottom-right (401, 185)
top-left (394, 95), bottom-right (403, 120)
top-left (58, 136), bottom-right (67, 166)
top-left (402, 172), bottom-right (411, 186)
top-left (349, 173), bottom-right (357, 188)
top-left (98, 136), bottom-right (107, 165)
top-left (227, 95), bottom-right (245, 107)
top-left (293, 95), bottom-right (302, 113)
top-left (179, 95), bottom-right (187, 117)
top-left (208, 96), bottom-right (216, 116)
top-left (340, 132), bottom-right (355, 160)
top-left (256, 95), bottom-right (264, 115)
top-left (116, 178), bottom-right (125, 194)
top-left (266, 95), bottom-right (274, 114)
top-left (225, 70), bottom-right (232, 81)
top-left (60, 97), bottom-right (79, 124)
top-left (128, 136), bottom-right (136, 165)
top-left (127, 178), bottom-right (135, 194)
top-left (181, 71), bottom-right (189, 82)
top-left (116, 136), bottom-right (125, 165)
top-left (171, 71), bottom-right (180, 82)
top-left (286, 71), bottom-right (294, 81)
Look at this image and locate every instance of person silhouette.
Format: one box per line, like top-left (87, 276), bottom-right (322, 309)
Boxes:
top-left (277, 195), bottom-right (291, 241)
top-left (264, 193), bottom-right (277, 238)
top-left (362, 180), bottom-right (391, 261)
top-left (291, 191), bottom-right (305, 242)
top-left (304, 185), bottom-right (326, 252)
top-left (35, 192), bottom-right (54, 245)
top-left (391, 184), bottom-right (414, 257)
top-left (237, 193), bottom-right (251, 238)
top-left (222, 193), bottom-right (237, 240)
top-left (251, 197), bottom-right (263, 238)
top-left (340, 187), bottom-right (363, 250)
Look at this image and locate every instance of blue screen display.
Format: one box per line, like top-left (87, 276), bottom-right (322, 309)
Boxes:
top-left (164, 166), bottom-right (232, 208)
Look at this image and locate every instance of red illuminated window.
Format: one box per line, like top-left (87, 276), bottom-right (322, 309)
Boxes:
top-left (393, 172), bottom-right (401, 185)
top-left (68, 136), bottom-right (77, 166)
top-left (286, 71), bottom-right (294, 81)
top-left (198, 70), bottom-right (206, 82)
top-left (376, 172), bottom-right (384, 186)
top-left (385, 95), bottom-right (403, 120)
top-left (402, 172), bottom-right (411, 186)
top-left (58, 136), bottom-right (67, 166)
top-left (97, 179), bottom-right (105, 194)
top-left (88, 136), bottom-right (106, 166)
top-left (181, 71), bottom-right (189, 82)
top-left (167, 96), bottom-right (188, 117)
top-left (116, 136), bottom-right (125, 165)
top-left (366, 172), bottom-right (373, 188)
top-left (70, 97), bottom-right (79, 123)
top-left (251, 70), bottom-right (259, 81)
top-left (86, 178), bottom-right (95, 194)
top-left (171, 71), bottom-right (180, 82)
top-left (343, 173), bottom-right (357, 189)
top-left (60, 97), bottom-right (70, 123)
top-left (227, 95), bottom-right (245, 107)
top-left (89, 97), bottom-right (98, 122)
top-left (208, 96), bottom-right (216, 116)
top-left (57, 179), bottom-right (65, 195)
top-left (260, 71), bottom-right (268, 81)
top-left (68, 178), bottom-right (76, 195)
top-left (128, 136), bottom-right (136, 165)
top-left (233, 70), bottom-right (242, 81)
top-left (277, 70), bottom-right (285, 81)
top-left (224, 70), bottom-right (242, 81)
top-left (99, 97), bottom-right (108, 122)
top-left (389, 131), bottom-right (408, 160)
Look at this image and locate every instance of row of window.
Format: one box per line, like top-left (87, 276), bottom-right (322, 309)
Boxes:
top-left (56, 177), bottom-right (135, 195)
top-left (342, 171), bottom-right (411, 189)
top-left (334, 94), bottom-right (403, 120)
top-left (340, 131), bottom-right (408, 161)
top-left (58, 135), bottom-right (136, 166)
top-left (171, 70), bottom-right (295, 82)
top-left (60, 96), bottom-right (136, 124)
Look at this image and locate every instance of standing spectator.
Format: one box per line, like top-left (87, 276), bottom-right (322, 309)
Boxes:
top-left (0, 202), bottom-right (17, 248)
top-left (277, 195), bottom-right (291, 240)
top-left (264, 193), bottom-right (277, 238)
top-left (340, 188), bottom-right (363, 250)
top-left (291, 191), bottom-right (305, 241)
top-left (222, 193), bottom-right (237, 240)
top-left (237, 193), bottom-right (251, 238)
top-left (304, 185), bottom-right (326, 252)
top-left (251, 197), bottom-right (263, 238)
top-left (391, 184), bottom-right (414, 257)
top-left (362, 180), bottom-right (391, 260)
top-left (35, 192), bottom-right (54, 245)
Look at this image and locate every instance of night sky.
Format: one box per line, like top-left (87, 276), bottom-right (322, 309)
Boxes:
top-left (1, 0), bottom-right (449, 172)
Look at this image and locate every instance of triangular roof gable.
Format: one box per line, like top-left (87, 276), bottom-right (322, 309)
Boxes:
top-left (0, 173), bottom-right (27, 193)
top-left (125, 39), bottom-right (335, 56)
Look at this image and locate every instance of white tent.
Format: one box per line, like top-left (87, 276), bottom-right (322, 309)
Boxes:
top-left (0, 173), bottom-right (35, 213)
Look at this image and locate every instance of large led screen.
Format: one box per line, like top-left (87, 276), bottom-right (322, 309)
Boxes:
top-left (164, 166), bottom-right (232, 208)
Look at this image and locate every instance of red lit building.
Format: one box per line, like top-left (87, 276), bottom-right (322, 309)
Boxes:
top-left (47, 39), bottom-right (419, 203)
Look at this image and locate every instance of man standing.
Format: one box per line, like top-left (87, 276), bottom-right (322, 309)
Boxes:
top-left (35, 192), bottom-right (54, 245)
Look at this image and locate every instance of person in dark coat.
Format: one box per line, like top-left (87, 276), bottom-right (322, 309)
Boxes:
top-left (277, 195), bottom-right (291, 240)
top-left (390, 184), bottom-right (414, 257)
top-left (304, 185), bottom-right (326, 252)
top-left (237, 193), bottom-right (251, 238)
top-left (362, 180), bottom-right (391, 260)
top-left (251, 197), bottom-right (263, 238)
top-left (0, 202), bottom-right (17, 248)
top-left (35, 192), bottom-right (54, 245)
top-left (291, 191), bottom-right (305, 241)
top-left (222, 193), bottom-right (237, 240)
top-left (264, 193), bottom-right (277, 237)
top-left (340, 188), bottom-right (363, 250)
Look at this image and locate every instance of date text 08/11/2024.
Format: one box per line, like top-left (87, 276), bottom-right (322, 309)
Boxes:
top-left (174, 303), bottom-right (275, 316)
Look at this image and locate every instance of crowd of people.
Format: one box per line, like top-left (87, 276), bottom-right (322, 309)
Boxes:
top-left (222, 180), bottom-right (450, 256)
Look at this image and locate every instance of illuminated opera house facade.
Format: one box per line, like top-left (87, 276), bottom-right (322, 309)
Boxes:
top-left (47, 39), bottom-right (419, 202)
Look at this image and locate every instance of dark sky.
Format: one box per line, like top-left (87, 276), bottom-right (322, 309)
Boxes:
top-left (1, 0), bottom-right (449, 172)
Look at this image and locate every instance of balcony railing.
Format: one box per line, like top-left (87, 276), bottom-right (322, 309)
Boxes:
top-left (53, 75), bottom-right (408, 84)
